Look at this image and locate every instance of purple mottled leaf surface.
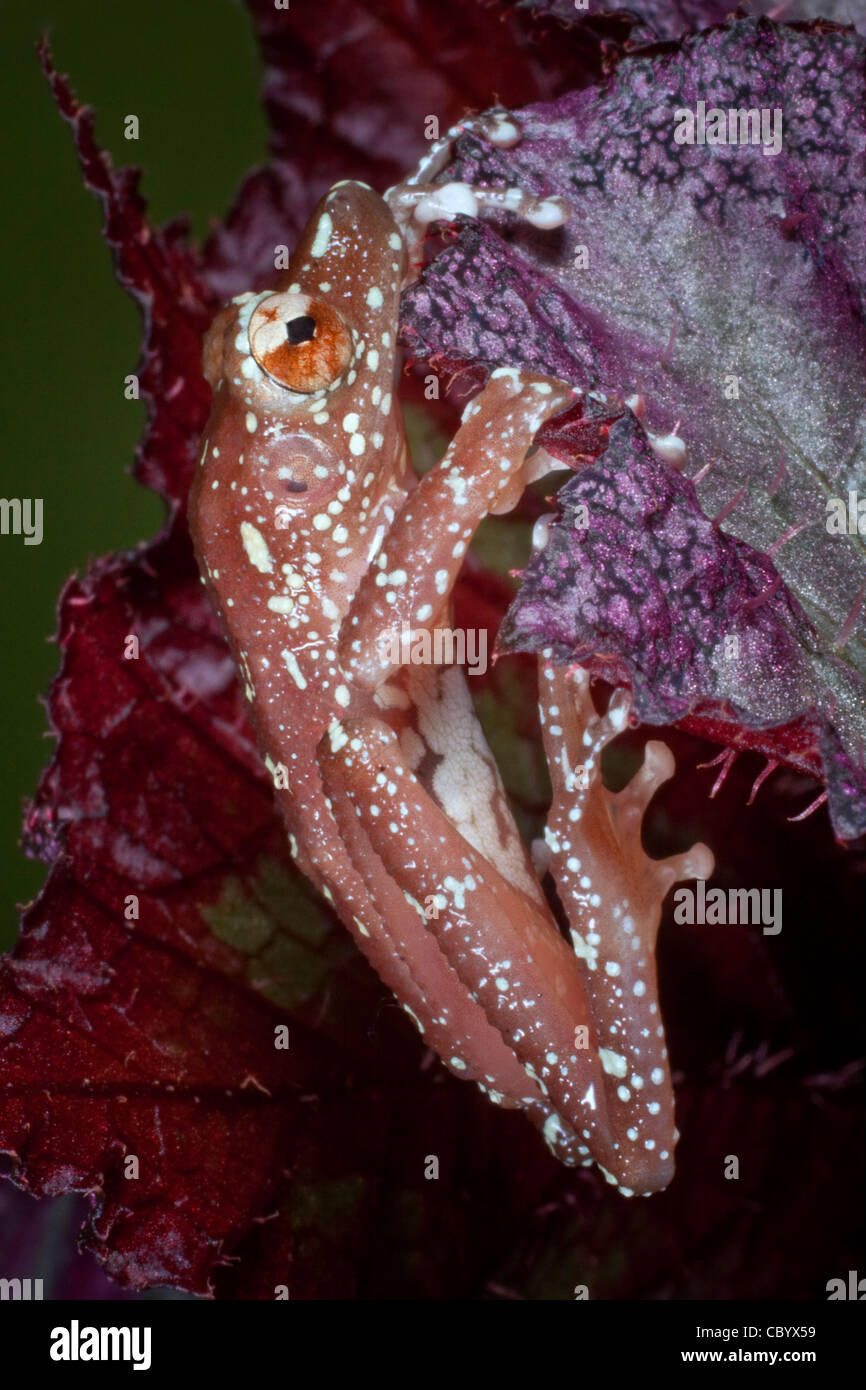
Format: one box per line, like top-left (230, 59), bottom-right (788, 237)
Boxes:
top-left (401, 16), bottom-right (866, 837)
top-left (499, 412), bottom-right (866, 837)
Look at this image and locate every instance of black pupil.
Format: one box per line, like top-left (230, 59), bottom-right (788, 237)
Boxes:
top-left (285, 315), bottom-right (316, 346)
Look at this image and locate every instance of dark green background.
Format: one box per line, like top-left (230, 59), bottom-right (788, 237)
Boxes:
top-left (1, 0), bottom-right (267, 948)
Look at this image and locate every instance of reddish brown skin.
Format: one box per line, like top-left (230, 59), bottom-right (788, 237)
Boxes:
top-left (189, 180), bottom-right (713, 1195)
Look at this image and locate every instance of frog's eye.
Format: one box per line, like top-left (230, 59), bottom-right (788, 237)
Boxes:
top-left (249, 291), bottom-right (352, 393)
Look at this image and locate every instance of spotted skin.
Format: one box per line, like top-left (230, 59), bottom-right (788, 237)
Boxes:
top-left (189, 179), bottom-right (712, 1195)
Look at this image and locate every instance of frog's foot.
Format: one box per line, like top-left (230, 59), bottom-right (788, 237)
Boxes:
top-left (385, 107), bottom-right (568, 277)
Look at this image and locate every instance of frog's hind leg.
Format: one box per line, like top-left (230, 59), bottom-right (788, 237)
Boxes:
top-left (315, 714), bottom-right (673, 1189)
top-left (537, 663), bottom-right (715, 1192)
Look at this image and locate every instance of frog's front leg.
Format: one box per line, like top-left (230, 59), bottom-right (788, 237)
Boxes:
top-left (338, 367), bottom-right (576, 692)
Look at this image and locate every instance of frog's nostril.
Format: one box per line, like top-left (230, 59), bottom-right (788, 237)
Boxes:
top-left (285, 315), bottom-right (316, 345)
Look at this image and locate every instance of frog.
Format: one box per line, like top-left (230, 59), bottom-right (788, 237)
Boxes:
top-left (188, 153), bottom-right (712, 1196)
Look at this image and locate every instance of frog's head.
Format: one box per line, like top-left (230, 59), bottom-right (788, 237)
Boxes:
top-left (194, 182), bottom-right (408, 550)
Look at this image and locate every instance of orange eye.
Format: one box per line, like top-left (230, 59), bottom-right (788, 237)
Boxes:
top-left (249, 291), bottom-right (352, 393)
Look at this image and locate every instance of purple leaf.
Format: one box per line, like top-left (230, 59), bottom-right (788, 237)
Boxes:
top-left (401, 15), bottom-right (866, 837)
top-left (498, 411), bottom-right (866, 838)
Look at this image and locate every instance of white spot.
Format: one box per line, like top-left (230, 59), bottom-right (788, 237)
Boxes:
top-left (543, 1112), bottom-right (569, 1153)
top-left (599, 1048), bottom-right (628, 1078)
top-left (281, 648), bottom-right (307, 690)
top-left (366, 286), bottom-right (383, 309)
top-left (328, 721), bottom-right (349, 753)
top-left (245, 412), bottom-right (258, 433)
top-left (367, 525), bottom-right (386, 564)
top-left (444, 470), bottom-right (468, 506)
top-left (335, 684), bottom-right (350, 708)
top-left (570, 931), bottom-right (598, 971)
top-left (240, 522), bottom-right (273, 573)
top-left (342, 412), bottom-right (360, 433)
top-left (310, 212), bottom-right (333, 258)
top-left (442, 873), bottom-right (476, 912)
